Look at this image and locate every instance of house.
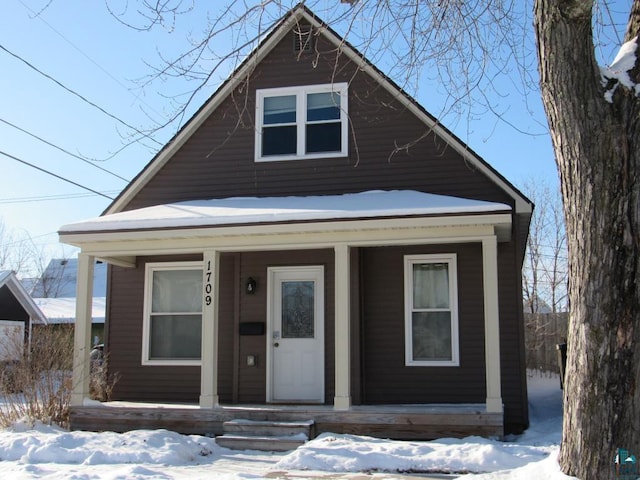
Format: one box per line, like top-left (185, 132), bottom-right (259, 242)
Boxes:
top-left (28, 258), bottom-right (107, 299)
top-left (59, 4), bottom-right (533, 441)
top-left (0, 271), bottom-right (47, 362)
top-left (28, 258), bottom-right (107, 345)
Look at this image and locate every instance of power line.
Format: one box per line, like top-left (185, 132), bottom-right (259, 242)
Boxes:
top-left (0, 117), bottom-right (130, 182)
top-left (0, 43), bottom-right (163, 147)
top-left (16, 0), bottom-right (164, 121)
top-left (0, 190), bottom-right (121, 205)
top-left (0, 149), bottom-right (114, 200)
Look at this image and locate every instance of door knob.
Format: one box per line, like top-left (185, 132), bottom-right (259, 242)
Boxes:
top-left (274, 342), bottom-right (280, 348)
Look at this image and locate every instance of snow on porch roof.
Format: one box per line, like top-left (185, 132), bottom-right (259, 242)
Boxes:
top-left (60, 190), bottom-right (511, 234)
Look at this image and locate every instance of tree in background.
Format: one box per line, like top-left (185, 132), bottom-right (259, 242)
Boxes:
top-left (521, 178), bottom-right (568, 373)
top-left (0, 218), bottom-right (72, 294)
top-left (96, 1), bottom-right (640, 477)
top-left (522, 177), bottom-right (567, 315)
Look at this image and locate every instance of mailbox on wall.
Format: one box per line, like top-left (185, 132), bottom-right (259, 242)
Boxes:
top-left (239, 322), bottom-right (265, 336)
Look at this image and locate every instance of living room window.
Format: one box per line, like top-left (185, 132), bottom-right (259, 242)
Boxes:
top-left (142, 262), bottom-right (203, 365)
top-left (255, 83), bottom-right (348, 161)
top-left (404, 254), bottom-right (460, 366)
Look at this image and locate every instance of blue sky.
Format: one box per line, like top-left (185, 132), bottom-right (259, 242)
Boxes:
top-left (0, 0), bottom-right (567, 260)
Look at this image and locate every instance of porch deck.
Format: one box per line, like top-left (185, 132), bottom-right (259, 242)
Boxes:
top-left (70, 402), bottom-right (503, 440)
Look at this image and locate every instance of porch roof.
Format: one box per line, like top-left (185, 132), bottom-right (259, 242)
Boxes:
top-left (60, 190), bottom-right (510, 234)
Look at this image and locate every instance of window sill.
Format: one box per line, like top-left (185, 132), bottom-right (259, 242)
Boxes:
top-left (142, 359), bottom-right (202, 367)
top-left (255, 151), bottom-right (348, 163)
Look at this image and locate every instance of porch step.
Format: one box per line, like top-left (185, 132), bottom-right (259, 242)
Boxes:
top-left (216, 419), bottom-right (314, 452)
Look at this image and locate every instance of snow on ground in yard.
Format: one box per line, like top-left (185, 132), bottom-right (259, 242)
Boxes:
top-left (0, 371), bottom-right (577, 479)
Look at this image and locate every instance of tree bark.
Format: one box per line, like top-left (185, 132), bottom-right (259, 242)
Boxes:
top-left (535, 0), bottom-right (640, 478)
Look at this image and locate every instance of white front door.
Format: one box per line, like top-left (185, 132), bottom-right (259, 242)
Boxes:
top-left (267, 266), bottom-right (324, 403)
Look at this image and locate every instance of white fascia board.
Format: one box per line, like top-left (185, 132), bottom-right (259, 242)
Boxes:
top-left (106, 10), bottom-right (306, 215)
top-left (59, 213), bottom-right (511, 260)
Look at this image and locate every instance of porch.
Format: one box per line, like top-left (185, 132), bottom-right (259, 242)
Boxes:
top-left (69, 402), bottom-right (504, 440)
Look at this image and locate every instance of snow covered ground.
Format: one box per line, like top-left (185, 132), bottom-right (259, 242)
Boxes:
top-left (0, 371), bottom-right (576, 479)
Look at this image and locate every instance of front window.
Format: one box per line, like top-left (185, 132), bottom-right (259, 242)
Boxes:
top-left (404, 254), bottom-right (459, 366)
top-left (256, 83), bottom-right (348, 161)
top-left (142, 262), bottom-right (203, 365)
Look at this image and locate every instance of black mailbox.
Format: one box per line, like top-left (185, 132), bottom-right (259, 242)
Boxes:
top-left (239, 322), bottom-right (265, 336)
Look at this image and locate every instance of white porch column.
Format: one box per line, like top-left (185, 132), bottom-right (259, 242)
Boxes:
top-left (71, 253), bottom-right (95, 406)
top-left (334, 244), bottom-right (351, 410)
top-left (482, 236), bottom-right (503, 413)
top-left (200, 249), bottom-right (221, 408)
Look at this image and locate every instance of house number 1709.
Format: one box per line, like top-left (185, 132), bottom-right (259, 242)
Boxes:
top-left (204, 260), bottom-right (213, 306)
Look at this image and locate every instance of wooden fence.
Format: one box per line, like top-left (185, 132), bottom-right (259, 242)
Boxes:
top-left (524, 312), bottom-right (568, 373)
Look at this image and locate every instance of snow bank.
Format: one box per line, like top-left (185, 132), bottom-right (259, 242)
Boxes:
top-left (0, 371), bottom-right (576, 479)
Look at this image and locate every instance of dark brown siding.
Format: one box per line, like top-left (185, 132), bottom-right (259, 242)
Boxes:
top-left (361, 244), bottom-right (486, 405)
top-left (360, 243), bottom-right (527, 431)
top-left (108, 250), bottom-right (336, 404)
top-left (124, 28), bottom-right (515, 212)
top-left (108, 255), bottom-right (203, 403)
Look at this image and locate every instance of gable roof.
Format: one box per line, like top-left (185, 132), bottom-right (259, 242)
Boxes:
top-left (0, 271), bottom-right (47, 324)
top-left (105, 4), bottom-right (532, 217)
top-left (29, 258), bottom-right (107, 298)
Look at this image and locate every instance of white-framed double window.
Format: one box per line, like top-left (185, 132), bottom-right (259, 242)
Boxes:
top-left (404, 254), bottom-right (460, 366)
top-left (142, 261), bottom-right (203, 366)
top-left (255, 83), bottom-right (348, 162)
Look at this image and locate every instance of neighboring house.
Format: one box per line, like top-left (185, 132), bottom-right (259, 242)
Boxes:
top-left (59, 5), bottom-right (533, 440)
top-left (29, 258), bottom-right (107, 345)
top-left (0, 271), bottom-right (47, 361)
top-left (28, 258), bottom-right (107, 298)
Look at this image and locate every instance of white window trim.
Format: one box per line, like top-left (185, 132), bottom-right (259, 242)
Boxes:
top-left (142, 261), bottom-right (203, 366)
top-left (255, 82), bottom-right (349, 162)
top-left (404, 254), bottom-right (460, 367)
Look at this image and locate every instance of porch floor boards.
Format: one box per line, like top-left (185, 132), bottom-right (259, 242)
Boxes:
top-left (70, 403), bottom-right (503, 440)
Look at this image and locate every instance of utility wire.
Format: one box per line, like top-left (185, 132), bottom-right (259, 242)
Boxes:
top-left (0, 117), bottom-right (130, 182)
top-left (0, 190), bottom-right (121, 204)
top-left (0, 43), bottom-right (163, 147)
top-left (16, 0), bottom-right (165, 121)
top-left (0, 149), bottom-right (114, 200)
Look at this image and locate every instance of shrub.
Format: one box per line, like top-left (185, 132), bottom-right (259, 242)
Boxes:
top-left (0, 325), bottom-right (74, 428)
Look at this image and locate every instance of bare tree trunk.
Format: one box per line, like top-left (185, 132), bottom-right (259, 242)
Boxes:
top-left (535, 0), bottom-right (640, 478)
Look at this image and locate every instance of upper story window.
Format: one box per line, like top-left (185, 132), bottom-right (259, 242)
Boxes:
top-left (404, 254), bottom-right (460, 367)
top-left (255, 83), bottom-right (348, 162)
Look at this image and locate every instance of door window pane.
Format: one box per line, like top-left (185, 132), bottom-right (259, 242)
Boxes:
top-left (282, 281), bottom-right (314, 338)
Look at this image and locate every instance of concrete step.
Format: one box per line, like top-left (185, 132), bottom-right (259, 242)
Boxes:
top-left (222, 419), bottom-right (314, 437)
top-left (216, 419), bottom-right (314, 451)
top-left (215, 433), bottom-right (308, 452)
